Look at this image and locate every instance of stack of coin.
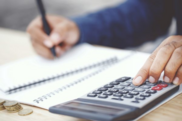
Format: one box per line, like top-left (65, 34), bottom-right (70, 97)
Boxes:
top-left (18, 109), bottom-right (33, 116)
top-left (0, 99), bottom-right (5, 110)
top-left (3, 101), bottom-right (22, 113)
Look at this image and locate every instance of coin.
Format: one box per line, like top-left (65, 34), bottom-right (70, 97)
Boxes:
top-left (7, 105), bottom-right (23, 113)
top-left (5, 103), bottom-right (21, 110)
top-left (18, 109), bottom-right (33, 116)
top-left (0, 105), bottom-right (5, 110)
top-left (0, 99), bottom-right (5, 105)
top-left (3, 101), bottom-right (18, 107)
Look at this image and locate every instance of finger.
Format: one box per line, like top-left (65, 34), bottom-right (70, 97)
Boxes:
top-left (31, 38), bottom-right (54, 59)
top-left (148, 43), bottom-right (176, 83)
top-left (164, 46), bottom-right (182, 83)
top-left (173, 65), bottom-right (182, 85)
top-left (29, 27), bottom-right (54, 48)
top-left (133, 36), bottom-right (182, 86)
top-left (27, 17), bottom-right (54, 48)
top-left (133, 55), bottom-right (155, 85)
top-left (62, 44), bottom-right (71, 51)
top-left (148, 37), bottom-right (182, 83)
top-left (55, 46), bottom-right (65, 57)
top-left (132, 40), bottom-right (167, 85)
top-left (50, 22), bottom-right (68, 45)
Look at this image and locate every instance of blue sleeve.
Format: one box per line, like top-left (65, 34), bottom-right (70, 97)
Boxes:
top-left (72, 0), bottom-right (174, 48)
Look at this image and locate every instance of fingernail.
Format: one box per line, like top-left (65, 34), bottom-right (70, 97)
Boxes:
top-left (164, 76), bottom-right (170, 83)
top-left (55, 47), bottom-right (63, 56)
top-left (173, 77), bottom-right (179, 85)
top-left (133, 76), bottom-right (143, 85)
top-left (50, 33), bottom-right (61, 44)
top-left (149, 76), bottom-right (155, 83)
top-left (44, 40), bottom-right (53, 48)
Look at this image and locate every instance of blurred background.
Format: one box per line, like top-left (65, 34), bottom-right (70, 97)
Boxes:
top-left (0, 0), bottom-right (123, 31)
top-left (0, 0), bottom-right (176, 52)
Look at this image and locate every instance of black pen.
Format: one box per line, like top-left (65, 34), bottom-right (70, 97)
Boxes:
top-left (36, 0), bottom-right (56, 57)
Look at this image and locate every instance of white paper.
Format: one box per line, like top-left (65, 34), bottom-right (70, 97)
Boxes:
top-left (0, 43), bottom-right (133, 109)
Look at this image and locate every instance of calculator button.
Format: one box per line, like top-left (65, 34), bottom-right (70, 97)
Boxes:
top-left (103, 92), bottom-right (113, 96)
top-left (146, 90), bottom-right (157, 94)
top-left (152, 86), bottom-right (162, 91)
top-left (93, 91), bottom-right (102, 94)
top-left (98, 95), bottom-right (108, 99)
top-left (113, 86), bottom-right (125, 89)
top-left (129, 92), bottom-right (139, 95)
top-left (134, 88), bottom-right (145, 92)
top-left (140, 93), bottom-right (151, 97)
top-left (157, 80), bottom-right (163, 83)
top-left (108, 89), bottom-right (118, 92)
top-left (123, 95), bottom-right (133, 98)
top-left (146, 82), bottom-right (157, 86)
top-left (87, 93), bottom-right (97, 97)
top-left (131, 100), bottom-right (139, 103)
top-left (125, 79), bottom-right (133, 84)
top-left (115, 77), bottom-right (131, 82)
top-left (104, 85), bottom-right (114, 88)
top-left (130, 84), bottom-right (139, 88)
top-left (157, 84), bottom-right (168, 88)
top-left (124, 87), bottom-right (134, 91)
top-left (120, 83), bottom-right (130, 86)
top-left (135, 96), bottom-right (145, 100)
top-left (118, 90), bottom-right (128, 94)
top-left (113, 93), bottom-right (122, 97)
top-left (98, 88), bottom-right (108, 91)
top-left (110, 82), bottom-right (119, 85)
top-left (140, 85), bottom-right (151, 89)
top-left (112, 97), bottom-right (123, 101)
top-left (125, 81), bottom-right (132, 84)
top-left (161, 81), bottom-right (169, 84)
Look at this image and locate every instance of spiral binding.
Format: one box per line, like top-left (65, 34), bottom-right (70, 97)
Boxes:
top-left (33, 58), bottom-right (119, 104)
top-left (5, 56), bottom-right (118, 94)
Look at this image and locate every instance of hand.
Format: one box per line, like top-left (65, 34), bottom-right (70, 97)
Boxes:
top-left (27, 15), bottom-right (80, 59)
top-left (133, 35), bottom-right (182, 85)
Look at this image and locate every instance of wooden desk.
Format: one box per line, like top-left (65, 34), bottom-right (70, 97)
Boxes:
top-left (0, 28), bottom-right (182, 121)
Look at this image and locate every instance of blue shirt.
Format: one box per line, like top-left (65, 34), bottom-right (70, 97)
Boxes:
top-left (73, 0), bottom-right (181, 49)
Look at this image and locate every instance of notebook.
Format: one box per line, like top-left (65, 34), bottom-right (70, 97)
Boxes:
top-left (0, 43), bottom-right (133, 109)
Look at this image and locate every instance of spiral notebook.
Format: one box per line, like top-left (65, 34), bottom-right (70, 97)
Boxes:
top-left (0, 43), bottom-right (135, 109)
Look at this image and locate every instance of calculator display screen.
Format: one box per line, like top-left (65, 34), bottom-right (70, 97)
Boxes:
top-left (64, 102), bottom-right (125, 115)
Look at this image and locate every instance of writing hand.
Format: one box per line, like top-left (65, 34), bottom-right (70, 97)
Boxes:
top-left (27, 15), bottom-right (80, 59)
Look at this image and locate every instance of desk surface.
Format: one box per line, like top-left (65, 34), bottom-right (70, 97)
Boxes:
top-left (0, 28), bottom-right (182, 121)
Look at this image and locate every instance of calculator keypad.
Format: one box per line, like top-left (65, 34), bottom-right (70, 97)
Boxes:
top-left (86, 77), bottom-right (170, 105)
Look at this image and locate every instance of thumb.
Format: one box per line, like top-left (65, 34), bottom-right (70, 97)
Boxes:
top-left (49, 23), bottom-right (68, 45)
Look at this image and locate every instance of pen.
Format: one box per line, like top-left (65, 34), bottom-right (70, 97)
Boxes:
top-left (36, 0), bottom-right (56, 57)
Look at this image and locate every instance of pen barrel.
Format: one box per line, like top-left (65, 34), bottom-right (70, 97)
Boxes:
top-left (42, 16), bottom-right (51, 35)
top-left (36, 0), bottom-right (51, 35)
top-left (36, 0), bottom-right (56, 56)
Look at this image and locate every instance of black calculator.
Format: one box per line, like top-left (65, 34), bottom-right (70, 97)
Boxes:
top-left (49, 77), bottom-right (179, 121)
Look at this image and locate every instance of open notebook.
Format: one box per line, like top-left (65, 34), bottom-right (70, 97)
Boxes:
top-left (0, 44), bottom-right (127, 93)
top-left (0, 43), bottom-right (181, 112)
top-left (0, 43), bottom-right (133, 109)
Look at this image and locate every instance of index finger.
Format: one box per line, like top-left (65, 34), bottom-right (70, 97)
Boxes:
top-left (132, 54), bottom-right (155, 85)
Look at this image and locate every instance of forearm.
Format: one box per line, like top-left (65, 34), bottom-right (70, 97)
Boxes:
top-left (73, 0), bottom-right (174, 48)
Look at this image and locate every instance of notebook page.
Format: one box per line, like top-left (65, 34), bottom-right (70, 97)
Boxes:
top-left (0, 43), bottom-right (129, 92)
top-left (0, 46), bottom-right (134, 109)
top-left (0, 43), bottom-right (94, 91)
top-left (0, 65), bottom-right (104, 108)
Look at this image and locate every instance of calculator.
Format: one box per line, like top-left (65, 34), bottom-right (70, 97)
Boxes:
top-left (49, 77), bottom-right (179, 121)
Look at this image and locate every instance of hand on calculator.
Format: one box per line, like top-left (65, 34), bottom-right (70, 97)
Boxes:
top-left (133, 36), bottom-right (182, 86)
